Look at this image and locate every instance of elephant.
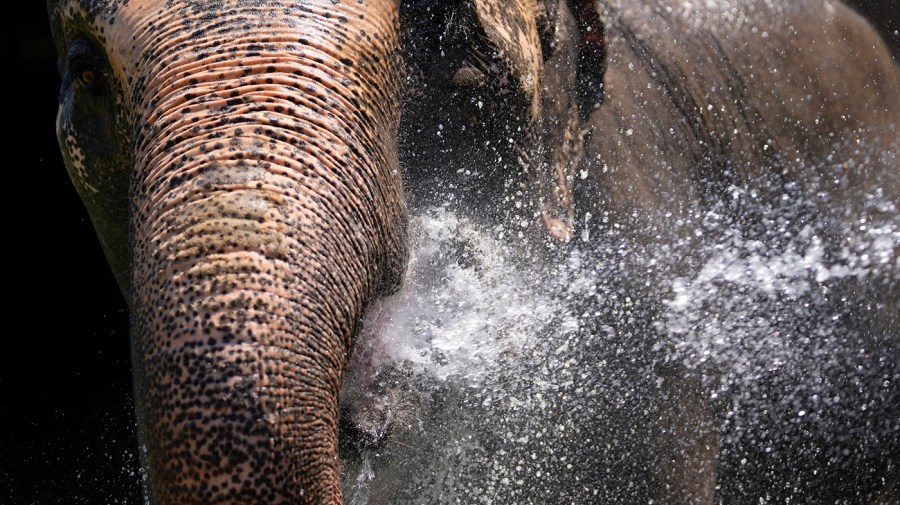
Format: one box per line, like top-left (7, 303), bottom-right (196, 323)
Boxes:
top-left (47, 0), bottom-right (899, 503)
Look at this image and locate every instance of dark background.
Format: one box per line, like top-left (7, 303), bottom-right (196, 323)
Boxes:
top-left (4, 4), bottom-right (140, 504)
top-left (853, 0), bottom-right (899, 57)
top-left (4, 2), bottom-right (897, 504)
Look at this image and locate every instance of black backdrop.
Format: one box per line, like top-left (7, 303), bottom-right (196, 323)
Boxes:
top-left (4, 2), bottom-right (897, 504)
top-left (853, 0), bottom-right (899, 57)
top-left (4, 4), bottom-right (139, 504)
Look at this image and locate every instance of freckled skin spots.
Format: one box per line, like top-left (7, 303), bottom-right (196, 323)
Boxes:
top-left (49, 0), bottom-right (405, 503)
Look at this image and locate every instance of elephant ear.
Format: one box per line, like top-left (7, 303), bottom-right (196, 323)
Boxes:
top-left (538, 0), bottom-right (606, 241)
top-left (470, 0), bottom-right (546, 121)
top-left (473, 0), bottom-right (606, 241)
top-left (470, 0), bottom-right (606, 241)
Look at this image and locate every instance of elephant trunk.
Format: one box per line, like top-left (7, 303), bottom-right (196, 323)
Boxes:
top-left (124, 3), bottom-right (405, 503)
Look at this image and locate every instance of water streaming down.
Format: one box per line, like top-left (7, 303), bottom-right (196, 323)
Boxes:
top-left (340, 137), bottom-right (898, 503)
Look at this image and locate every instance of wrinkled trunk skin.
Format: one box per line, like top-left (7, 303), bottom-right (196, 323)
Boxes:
top-left (117, 1), bottom-right (405, 503)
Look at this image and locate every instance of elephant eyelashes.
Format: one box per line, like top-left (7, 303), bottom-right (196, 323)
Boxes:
top-left (62, 37), bottom-right (105, 95)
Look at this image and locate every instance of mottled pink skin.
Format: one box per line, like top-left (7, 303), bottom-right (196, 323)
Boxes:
top-left (48, 0), bottom-right (900, 503)
top-left (51, 0), bottom-right (406, 503)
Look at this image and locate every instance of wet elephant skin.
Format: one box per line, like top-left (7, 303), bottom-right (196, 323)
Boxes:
top-left (50, 0), bottom-right (407, 502)
top-left (46, 0), bottom-right (898, 504)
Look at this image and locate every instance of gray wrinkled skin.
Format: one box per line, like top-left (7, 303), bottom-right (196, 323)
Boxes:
top-left (48, 0), bottom-right (898, 503)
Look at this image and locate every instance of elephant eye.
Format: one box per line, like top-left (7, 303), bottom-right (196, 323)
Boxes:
top-left (62, 36), bottom-right (106, 94)
top-left (78, 67), bottom-right (98, 86)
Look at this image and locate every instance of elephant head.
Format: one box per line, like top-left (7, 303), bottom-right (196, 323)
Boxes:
top-left (49, 0), bottom-right (408, 501)
top-left (48, 0), bottom-right (600, 502)
top-left (47, 0), bottom-right (900, 501)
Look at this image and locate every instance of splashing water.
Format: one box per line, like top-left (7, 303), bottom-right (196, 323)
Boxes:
top-left (343, 206), bottom-right (698, 503)
top-left (341, 153), bottom-right (898, 503)
top-left (354, 208), bottom-right (566, 385)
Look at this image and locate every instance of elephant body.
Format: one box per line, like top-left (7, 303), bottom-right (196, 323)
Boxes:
top-left (47, 0), bottom-right (898, 503)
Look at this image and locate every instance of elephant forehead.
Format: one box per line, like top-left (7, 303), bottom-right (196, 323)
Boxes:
top-left (52, 0), bottom-right (402, 89)
top-left (49, 0), bottom-right (170, 85)
top-left (49, 0), bottom-right (128, 19)
top-left (53, 0), bottom-right (403, 33)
